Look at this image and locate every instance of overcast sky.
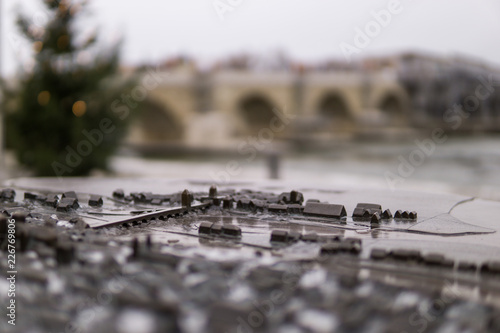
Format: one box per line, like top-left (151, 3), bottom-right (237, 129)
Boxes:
top-left (1, 0), bottom-right (500, 75)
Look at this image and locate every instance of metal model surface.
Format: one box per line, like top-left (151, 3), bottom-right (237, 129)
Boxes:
top-left (1, 178), bottom-right (499, 332)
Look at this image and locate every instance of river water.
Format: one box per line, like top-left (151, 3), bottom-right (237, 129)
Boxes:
top-left (110, 135), bottom-right (500, 201)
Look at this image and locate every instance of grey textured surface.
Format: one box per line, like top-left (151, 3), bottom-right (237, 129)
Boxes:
top-left (1, 177), bottom-right (500, 332)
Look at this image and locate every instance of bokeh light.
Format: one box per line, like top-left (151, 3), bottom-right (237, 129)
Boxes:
top-left (37, 91), bottom-right (50, 106)
top-left (72, 101), bottom-right (87, 117)
top-left (33, 41), bottom-right (43, 53)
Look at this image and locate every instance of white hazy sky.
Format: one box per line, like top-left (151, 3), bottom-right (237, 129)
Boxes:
top-left (1, 0), bottom-right (500, 75)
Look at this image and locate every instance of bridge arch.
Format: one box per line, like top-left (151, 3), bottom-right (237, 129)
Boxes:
top-left (138, 99), bottom-right (184, 142)
top-left (316, 91), bottom-right (354, 126)
top-left (238, 93), bottom-right (279, 131)
top-left (377, 92), bottom-right (408, 125)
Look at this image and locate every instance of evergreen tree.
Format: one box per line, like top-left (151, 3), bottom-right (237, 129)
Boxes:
top-left (4, 0), bottom-right (133, 176)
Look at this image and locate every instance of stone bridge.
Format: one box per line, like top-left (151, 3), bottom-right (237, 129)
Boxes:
top-left (126, 69), bottom-right (413, 149)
